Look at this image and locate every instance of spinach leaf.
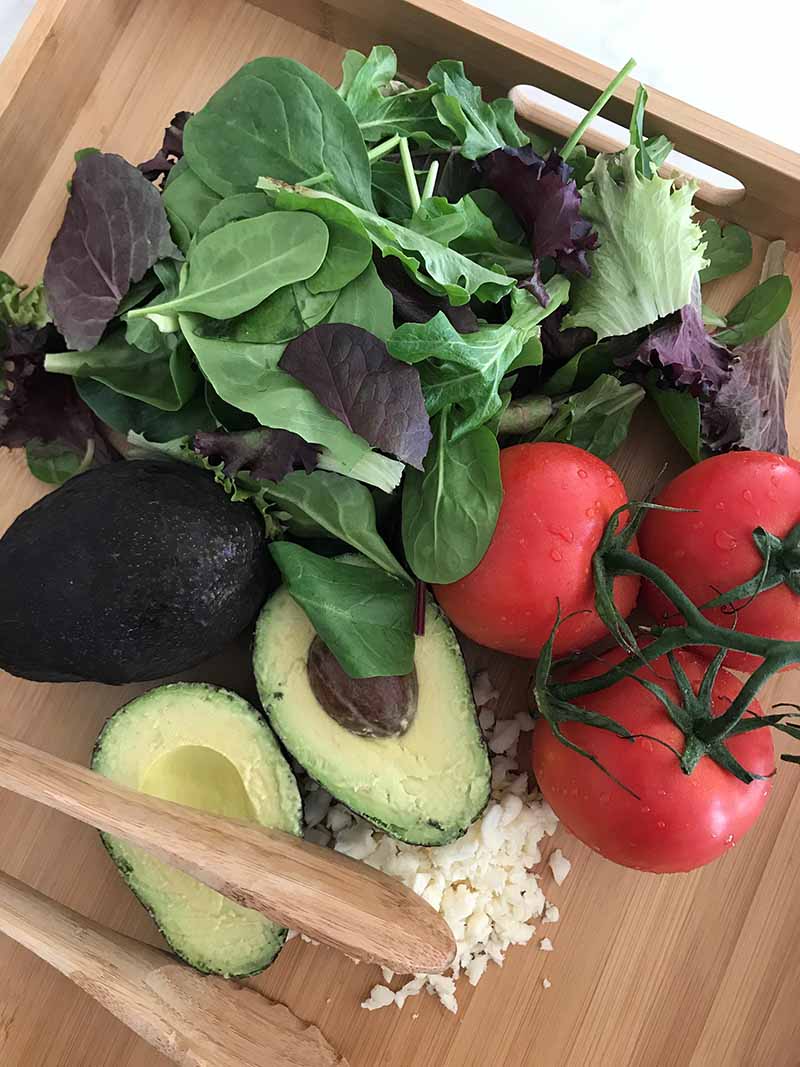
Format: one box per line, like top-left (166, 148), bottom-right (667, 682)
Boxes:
top-left (280, 323), bottom-right (431, 468)
top-left (338, 46), bottom-right (451, 145)
top-left (390, 278), bottom-right (568, 437)
top-left (46, 327), bottom-right (198, 411)
top-left (179, 313), bottom-right (403, 492)
top-left (542, 339), bottom-right (619, 396)
top-left (25, 439), bottom-right (89, 485)
top-left (77, 378), bottom-right (215, 441)
top-left (532, 374), bottom-right (644, 458)
top-left (466, 188), bottom-right (526, 244)
top-left (713, 274), bottom-right (792, 347)
top-left (257, 179), bottom-right (516, 307)
top-left (260, 469), bottom-right (407, 577)
top-left (371, 159), bottom-right (416, 220)
top-left (427, 60), bottom-right (528, 159)
top-left (124, 259), bottom-right (181, 353)
top-left (401, 406), bottom-right (502, 584)
top-left (699, 220), bottom-right (752, 284)
top-left (324, 261), bottom-right (394, 340)
top-left (184, 57), bottom-right (374, 209)
top-left (269, 543), bottom-right (415, 678)
top-left (162, 161), bottom-right (222, 253)
top-left (271, 188), bottom-right (373, 294)
top-left (702, 304), bottom-right (728, 329)
top-left (205, 382), bottom-right (257, 432)
top-left (646, 376), bottom-right (701, 462)
top-left (194, 191), bottom-right (274, 244)
top-left (128, 211), bottom-right (330, 320)
top-left (211, 284), bottom-right (338, 344)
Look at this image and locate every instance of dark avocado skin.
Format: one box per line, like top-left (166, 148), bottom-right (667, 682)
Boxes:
top-left (0, 461), bottom-right (277, 684)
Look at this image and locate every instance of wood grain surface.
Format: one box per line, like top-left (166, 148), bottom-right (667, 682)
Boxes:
top-left (0, 1), bottom-right (799, 1065)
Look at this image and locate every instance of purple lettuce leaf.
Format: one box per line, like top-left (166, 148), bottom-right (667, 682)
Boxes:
top-left (0, 324), bottom-right (114, 461)
top-left (540, 302), bottom-right (596, 363)
top-left (374, 253), bottom-right (479, 333)
top-left (193, 427), bottom-right (320, 483)
top-left (279, 323), bottom-right (432, 469)
top-left (44, 152), bottom-right (180, 351)
top-left (618, 302), bottom-right (733, 399)
top-left (477, 147), bottom-right (598, 305)
top-left (139, 111), bottom-right (193, 186)
top-left (701, 241), bottom-right (792, 455)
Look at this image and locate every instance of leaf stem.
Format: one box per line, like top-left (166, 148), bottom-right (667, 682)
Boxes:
top-left (368, 134), bottom-right (401, 163)
top-left (561, 57), bottom-right (637, 162)
top-left (421, 160), bottom-right (439, 201)
top-left (300, 171), bottom-right (333, 189)
top-left (399, 137), bottom-right (421, 212)
top-left (498, 394), bottom-right (552, 435)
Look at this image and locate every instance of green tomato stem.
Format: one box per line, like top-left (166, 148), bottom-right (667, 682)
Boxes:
top-left (561, 57), bottom-right (637, 163)
top-left (399, 137), bottom-right (421, 212)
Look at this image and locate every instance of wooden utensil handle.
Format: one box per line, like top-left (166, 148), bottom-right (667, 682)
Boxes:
top-left (0, 734), bottom-right (455, 974)
top-left (0, 869), bottom-right (348, 1066)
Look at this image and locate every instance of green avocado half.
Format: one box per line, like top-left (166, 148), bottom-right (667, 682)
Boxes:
top-left (253, 589), bottom-right (490, 846)
top-left (92, 682), bottom-right (301, 977)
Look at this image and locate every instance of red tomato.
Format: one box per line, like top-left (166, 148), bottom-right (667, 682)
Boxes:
top-left (639, 451), bottom-right (800, 670)
top-left (532, 648), bottom-right (775, 873)
top-left (433, 442), bottom-right (640, 658)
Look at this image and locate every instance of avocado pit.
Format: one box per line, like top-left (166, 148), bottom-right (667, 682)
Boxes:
top-left (307, 636), bottom-right (418, 738)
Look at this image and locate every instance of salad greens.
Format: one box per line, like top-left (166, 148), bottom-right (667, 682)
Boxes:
top-left (1, 48), bottom-right (793, 679)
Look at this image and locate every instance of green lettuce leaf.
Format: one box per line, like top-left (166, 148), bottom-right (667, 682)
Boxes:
top-left (563, 147), bottom-right (708, 339)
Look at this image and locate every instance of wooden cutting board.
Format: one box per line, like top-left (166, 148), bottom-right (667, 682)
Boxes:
top-left (0, 1), bottom-right (799, 1064)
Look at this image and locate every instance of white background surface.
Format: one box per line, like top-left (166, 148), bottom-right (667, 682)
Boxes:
top-left (0, 0), bottom-right (798, 150)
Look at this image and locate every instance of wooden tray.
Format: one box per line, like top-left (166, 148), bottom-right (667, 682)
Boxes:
top-left (1, 2), bottom-right (799, 1064)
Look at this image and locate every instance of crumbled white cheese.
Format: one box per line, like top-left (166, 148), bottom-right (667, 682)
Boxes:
top-left (539, 937), bottom-right (553, 952)
top-left (548, 849), bottom-right (571, 886)
top-left (542, 978), bottom-right (552, 990)
top-left (293, 691), bottom-right (566, 1013)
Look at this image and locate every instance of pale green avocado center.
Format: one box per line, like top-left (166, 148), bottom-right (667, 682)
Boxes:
top-left (142, 745), bottom-right (257, 822)
top-left (92, 683), bottom-right (301, 978)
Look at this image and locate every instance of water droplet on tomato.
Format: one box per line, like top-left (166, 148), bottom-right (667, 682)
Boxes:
top-left (675, 548), bottom-right (686, 560)
top-left (714, 530), bottom-right (737, 551)
top-left (715, 500), bottom-right (725, 511)
top-left (577, 468), bottom-right (588, 479)
top-left (585, 507), bottom-right (595, 518)
top-left (599, 792), bottom-right (611, 805)
top-left (640, 805), bottom-right (651, 815)
top-left (725, 834), bottom-right (735, 848)
top-left (656, 820), bottom-right (666, 830)
top-left (656, 789), bottom-right (667, 797)
top-left (548, 524), bottom-right (574, 543)
top-left (742, 488), bottom-right (754, 504)
top-left (550, 549), bottom-right (563, 562)
top-left (605, 474), bottom-right (616, 488)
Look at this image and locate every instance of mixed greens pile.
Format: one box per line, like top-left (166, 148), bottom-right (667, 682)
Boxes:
top-left (0, 50), bottom-right (793, 677)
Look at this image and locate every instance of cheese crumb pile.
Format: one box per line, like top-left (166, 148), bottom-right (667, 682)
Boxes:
top-left (293, 670), bottom-right (568, 1013)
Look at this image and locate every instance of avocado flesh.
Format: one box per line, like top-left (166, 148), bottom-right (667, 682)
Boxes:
top-left (92, 683), bottom-right (301, 977)
top-left (254, 591), bottom-right (490, 846)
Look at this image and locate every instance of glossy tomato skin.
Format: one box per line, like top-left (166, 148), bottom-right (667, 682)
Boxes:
top-left (532, 649), bottom-right (775, 873)
top-left (639, 451), bottom-right (800, 670)
top-left (433, 443), bottom-right (640, 659)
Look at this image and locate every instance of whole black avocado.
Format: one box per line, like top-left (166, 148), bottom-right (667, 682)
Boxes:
top-left (0, 461), bottom-right (275, 683)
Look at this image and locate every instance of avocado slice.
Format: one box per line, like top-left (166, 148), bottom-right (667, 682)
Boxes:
top-left (254, 590), bottom-right (490, 846)
top-left (92, 682), bottom-right (301, 977)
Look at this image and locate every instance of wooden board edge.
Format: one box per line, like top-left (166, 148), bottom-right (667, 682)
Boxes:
top-left (0, 0), bottom-right (140, 254)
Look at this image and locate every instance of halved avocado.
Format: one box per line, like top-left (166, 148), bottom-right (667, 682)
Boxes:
top-left (92, 682), bottom-right (301, 977)
top-left (253, 590), bottom-right (490, 846)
